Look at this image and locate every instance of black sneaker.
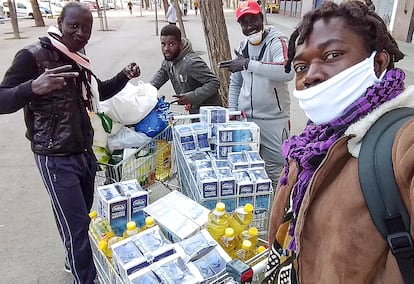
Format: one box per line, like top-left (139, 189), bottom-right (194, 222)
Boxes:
top-left (64, 262), bottom-right (71, 273)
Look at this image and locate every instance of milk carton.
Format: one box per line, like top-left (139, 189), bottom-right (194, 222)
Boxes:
top-left (121, 180), bottom-right (149, 228)
top-left (96, 183), bottom-right (128, 237)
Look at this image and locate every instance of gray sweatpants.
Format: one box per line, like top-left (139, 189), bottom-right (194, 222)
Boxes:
top-left (248, 117), bottom-right (289, 190)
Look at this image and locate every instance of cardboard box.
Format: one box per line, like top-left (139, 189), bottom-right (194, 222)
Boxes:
top-left (144, 198), bottom-right (200, 242)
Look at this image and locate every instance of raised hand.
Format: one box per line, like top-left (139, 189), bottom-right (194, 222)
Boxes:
top-left (123, 62), bottom-right (140, 79)
top-left (31, 65), bottom-right (79, 95)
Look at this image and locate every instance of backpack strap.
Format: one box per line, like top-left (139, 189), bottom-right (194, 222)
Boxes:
top-left (359, 107), bottom-right (414, 284)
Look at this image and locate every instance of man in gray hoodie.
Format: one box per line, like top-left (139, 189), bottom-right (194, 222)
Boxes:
top-left (220, 1), bottom-right (294, 187)
top-left (151, 25), bottom-right (221, 114)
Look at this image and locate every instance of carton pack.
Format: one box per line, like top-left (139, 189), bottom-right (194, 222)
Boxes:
top-left (96, 180), bottom-right (148, 236)
top-left (96, 183), bottom-right (128, 236)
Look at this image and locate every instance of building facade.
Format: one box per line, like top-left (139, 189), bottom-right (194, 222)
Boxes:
top-left (278, 0), bottom-right (414, 43)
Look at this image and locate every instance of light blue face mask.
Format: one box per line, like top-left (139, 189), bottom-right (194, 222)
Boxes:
top-left (293, 52), bottom-right (385, 125)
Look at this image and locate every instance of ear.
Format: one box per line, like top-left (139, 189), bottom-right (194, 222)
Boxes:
top-left (374, 50), bottom-right (390, 77)
top-left (57, 17), bottom-right (62, 30)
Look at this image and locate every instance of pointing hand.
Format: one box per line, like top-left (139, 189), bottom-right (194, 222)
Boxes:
top-left (31, 65), bottom-right (79, 95)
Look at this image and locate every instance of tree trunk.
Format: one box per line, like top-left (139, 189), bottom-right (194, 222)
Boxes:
top-left (162, 0), bottom-right (168, 14)
top-left (8, 0), bottom-right (20, 39)
top-left (173, 0), bottom-right (186, 38)
top-left (262, 0), bottom-right (268, 25)
top-left (30, 0), bottom-right (45, 27)
top-left (199, 0), bottom-right (231, 106)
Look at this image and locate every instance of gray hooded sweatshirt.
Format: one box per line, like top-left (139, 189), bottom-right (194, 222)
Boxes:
top-left (150, 38), bottom-right (221, 114)
top-left (228, 26), bottom-right (294, 120)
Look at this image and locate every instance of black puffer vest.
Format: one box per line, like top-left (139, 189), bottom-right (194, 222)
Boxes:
top-left (25, 37), bottom-right (93, 156)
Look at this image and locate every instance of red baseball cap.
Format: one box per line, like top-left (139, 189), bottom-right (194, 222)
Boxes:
top-left (236, 1), bottom-right (262, 21)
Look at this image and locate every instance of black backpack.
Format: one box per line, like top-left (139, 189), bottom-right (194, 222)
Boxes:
top-left (359, 107), bottom-right (414, 283)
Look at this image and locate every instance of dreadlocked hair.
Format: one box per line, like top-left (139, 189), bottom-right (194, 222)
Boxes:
top-left (284, 0), bottom-right (404, 73)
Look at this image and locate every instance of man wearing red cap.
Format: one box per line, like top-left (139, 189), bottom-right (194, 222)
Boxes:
top-left (220, 0), bottom-right (294, 188)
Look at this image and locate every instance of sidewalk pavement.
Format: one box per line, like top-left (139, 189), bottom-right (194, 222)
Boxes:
top-left (0, 8), bottom-right (413, 283)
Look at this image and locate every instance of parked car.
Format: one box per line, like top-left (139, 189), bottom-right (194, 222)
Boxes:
top-left (80, 0), bottom-right (98, 11)
top-left (265, 0), bottom-right (279, 14)
top-left (2, 0), bottom-right (49, 18)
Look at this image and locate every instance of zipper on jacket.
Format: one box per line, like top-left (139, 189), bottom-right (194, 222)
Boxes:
top-left (249, 74), bottom-right (254, 118)
top-left (274, 88), bottom-right (281, 111)
top-left (295, 137), bottom-right (348, 255)
top-left (47, 110), bottom-right (58, 149)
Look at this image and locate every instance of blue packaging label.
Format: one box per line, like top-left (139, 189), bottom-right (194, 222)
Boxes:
top-left (256, 181), bottom-right (271, 193)
top-left (220, 180), bottom-right (235, 196)
top-left (201, 199), bottom-right (217, 211)
top-left (238, 196), bottom-right (254, 207)
top-left (201, 181), bottom-right (218, 198)
top-left (255, 194), bottom-right (271, 210)
top-left (238, 183), bottom-right (254, 195)
top-left (109, 200), bottom-right (128, 236)
top-left (221, 198), bottom-right (237, 212)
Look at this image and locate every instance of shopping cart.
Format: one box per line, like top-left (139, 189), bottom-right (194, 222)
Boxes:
top-left (94, 101), bottom-right (187, 191)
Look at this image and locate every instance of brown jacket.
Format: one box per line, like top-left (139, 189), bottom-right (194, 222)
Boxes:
top-left (269, 86), bottom-right (414, 283)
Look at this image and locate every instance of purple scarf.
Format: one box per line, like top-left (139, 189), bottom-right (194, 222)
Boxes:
top-left (281, 68), bottom-right (405, 251)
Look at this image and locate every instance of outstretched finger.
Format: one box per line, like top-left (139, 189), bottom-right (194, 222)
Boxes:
top-left (45, 65), bottom-right (74, 74)
top-left (49, 71), bottom-right (79, 78)
top-left (219, 62), bottom-right (232, 68)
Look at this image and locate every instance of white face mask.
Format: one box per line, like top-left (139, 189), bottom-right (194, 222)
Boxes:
top-left (248, 30), bottom-right (263, 45)
top-left (293, 52), bottom-right (384, 125)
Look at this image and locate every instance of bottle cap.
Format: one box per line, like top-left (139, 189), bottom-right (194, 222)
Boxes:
top-left (88, 211), bottom-right (97, 219)
top-left (146, 216), bottom-right (155, 226)
top-left (216, 202), bottom-right (226, 213)
top-left (244, 203), bottom-right (254, 213)
top-left (98, 240), bottom-right (108, 251)
top-left (224, 227), bottom-right (235, 238)
top-left (126, 221), bottom-right (137, 230)
top-left (257, 246), bottom-right (266, 253)
top-left (248, 227), bottom-right (258, 237)
top-left (242, 240), bottom-right (252, 250)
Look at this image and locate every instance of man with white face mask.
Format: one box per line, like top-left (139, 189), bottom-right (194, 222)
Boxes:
top-left (220, 0), bottom-right (294, 188)
top-left (264, 1), bottom-right (414, 283)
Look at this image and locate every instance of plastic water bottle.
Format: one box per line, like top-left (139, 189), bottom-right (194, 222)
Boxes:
top-left (235, 240), bottom-right (253, 261)
top-left (123, 221), bottom-right (139, 239)
top-left (238, 227), bottom-right (259, 250)
top-left (220, 227), bottom-right (238, 258)
top-left (88, 211), bottom-right (114, 242)
top-left (228, 203), bottom-right (254, 236)
top-left (207, 202), bottom-right (230, 242)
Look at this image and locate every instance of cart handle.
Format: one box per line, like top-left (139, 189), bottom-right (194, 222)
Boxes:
top-left (172, 110), bottom-right (244, 122)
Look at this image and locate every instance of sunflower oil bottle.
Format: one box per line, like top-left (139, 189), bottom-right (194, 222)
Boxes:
top-left (238, 227), bottom-right (259, 250)
top-left (228, 203), bottom-right (254, 236)
top-left (235, 240), bottom-right (253, 262)
top-left (155, 140), bottom-right (171, 181)
top-left (206, 202), bottom-right (230, 242)
top-left (89, 210), bottom-right (114, 242)
top-left (138, 216), bottom-right (156, 232)
top-left (123, 221), bottom-right (139, 239)
top-left (220, 227), bottom-right (238, 258)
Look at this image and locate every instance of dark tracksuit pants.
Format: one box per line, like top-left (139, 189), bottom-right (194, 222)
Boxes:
top-left (35, 152), bottom-right (97, 284)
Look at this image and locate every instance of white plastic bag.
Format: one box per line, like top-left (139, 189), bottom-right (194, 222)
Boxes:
top-left (100, 81), bottom-right (158, 125)
top-left (107, 126), bottom-right (152, 153)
